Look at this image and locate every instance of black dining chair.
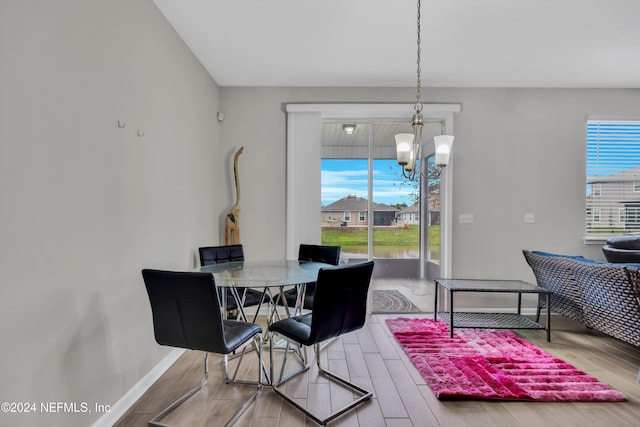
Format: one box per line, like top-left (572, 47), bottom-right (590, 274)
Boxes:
top-left (141, 269), bottom-right (263, 427)
top-left (276, 244), bottom-right (341, 312)
top-left (268, 260), bottom-right (374, 425)
top-left (198, 244), bottom-right (270, 320)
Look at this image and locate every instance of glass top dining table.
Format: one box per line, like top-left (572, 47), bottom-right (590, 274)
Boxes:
top-left (199, 260), bottom-right (330, 321)
top-left (199, 260), bottom-right (329, 288)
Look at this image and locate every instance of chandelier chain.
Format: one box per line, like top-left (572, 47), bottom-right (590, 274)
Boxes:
top-left (396, 0), bottom-right (452, 182)
top-left (415, 0), bottom-right (422, 113)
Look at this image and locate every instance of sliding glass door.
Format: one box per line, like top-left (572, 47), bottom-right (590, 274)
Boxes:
top-left (320, 121), bottom-right (442, 278)
top-left (320, 122), bottom-right (370, 261)
top-left (423, 154), bottom-right (442, 279)
top-left (286, 103), bottom-right (459, 282)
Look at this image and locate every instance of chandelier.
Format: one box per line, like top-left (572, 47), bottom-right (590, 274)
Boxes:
top-left (395, 0), bottom-right (454, 181)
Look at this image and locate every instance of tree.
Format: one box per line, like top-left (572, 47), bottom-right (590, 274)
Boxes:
top-left (390, 160), bottom-right (441, 207)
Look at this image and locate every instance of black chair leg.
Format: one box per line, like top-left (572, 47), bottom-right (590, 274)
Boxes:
top-left (148, 352), bottom-right (209, 427)
top-left (224, 334), bottom-right (269, 385)
top-left (309, 343), bottom-right (372, 424)
top-left (149, 334), bottom-right (263, 427)
top-left (268, 336), bottom-right (372, 425)
top-left (270, 336), bottom-right (309, 386)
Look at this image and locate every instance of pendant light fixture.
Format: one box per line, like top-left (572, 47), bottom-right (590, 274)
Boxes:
top-left (395, 0), bottom-right (454, 181)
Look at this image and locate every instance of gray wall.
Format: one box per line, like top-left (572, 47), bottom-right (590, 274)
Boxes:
top-left (0, 1), bottom-right (222, 426)
top-left (219, 87), bottom-right (640, 280)
top-left (3, 1), bottom-right (640, 425)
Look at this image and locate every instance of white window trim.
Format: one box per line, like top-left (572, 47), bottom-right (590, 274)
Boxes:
top-left (584, 117), bottom-right (640, 243)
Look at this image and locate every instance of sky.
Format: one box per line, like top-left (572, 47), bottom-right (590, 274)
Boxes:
top-left (321, 159), bottom-right (418, 206)
top-left (587, 122), bottom-right (640, 176)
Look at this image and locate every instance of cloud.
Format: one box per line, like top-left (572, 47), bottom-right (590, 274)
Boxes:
top-left (321, 160), bottom-right (418, 205)
top-left (321, 169), bottom-right (368, 185)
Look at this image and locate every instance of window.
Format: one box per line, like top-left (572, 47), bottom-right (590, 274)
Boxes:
top-left (287, 103), bottom-right (459, 276)
top-left (586, 120), bottom-right (640, 235)
top-left (627, 207), bottom-right (640, 230)
top-left (321, 122), bottom-right (421, 262)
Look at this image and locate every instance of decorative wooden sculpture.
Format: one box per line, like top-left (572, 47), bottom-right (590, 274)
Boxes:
top-left (225, 146), bottom-right (244, 245)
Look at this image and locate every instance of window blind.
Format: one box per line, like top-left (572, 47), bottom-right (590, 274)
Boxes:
top-left (586, 120), bottom-right (640, 234)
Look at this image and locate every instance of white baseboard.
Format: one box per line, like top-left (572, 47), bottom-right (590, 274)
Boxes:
top-left (90, 348), bottom-right (185, 427)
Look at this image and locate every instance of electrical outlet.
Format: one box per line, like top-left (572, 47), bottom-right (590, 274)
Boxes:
top-left (524, 213), bottom-right (536, 224)
top-left (459, 213), bottom-right (474, 224)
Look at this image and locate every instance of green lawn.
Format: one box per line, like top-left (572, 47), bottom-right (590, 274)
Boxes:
top-left (321, 225), bottom-right (440, 257)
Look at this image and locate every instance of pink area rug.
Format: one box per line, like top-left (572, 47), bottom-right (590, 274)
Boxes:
top-left (386, 317), bottom-right (626, 402)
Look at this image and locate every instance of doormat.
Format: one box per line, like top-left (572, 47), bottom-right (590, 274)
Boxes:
top-left (386, 317), bottom-right (626, 402)
top-left (372, 290), bottom-right (422, 313)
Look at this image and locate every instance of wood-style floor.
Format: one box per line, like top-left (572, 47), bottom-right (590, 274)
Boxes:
top-left (115, 312), bottom-right (640, 426)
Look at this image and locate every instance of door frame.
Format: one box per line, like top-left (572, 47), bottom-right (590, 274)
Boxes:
top-left (285, 103), bottom-right (460, 279)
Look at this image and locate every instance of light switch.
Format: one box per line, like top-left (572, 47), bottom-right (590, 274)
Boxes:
top-left (524, 213), bottom-right (536, 224)
top-left (459, 213), bottom-right (474, 224)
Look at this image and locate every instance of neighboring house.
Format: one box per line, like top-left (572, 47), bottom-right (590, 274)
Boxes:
top-left (587, 165), bottom-right (640, 232)
top-left (396, 201), bottom-right (441, 226)
top-left (397, 204), bottom-right (420, 225)
top-left (321, 194), bottom-right (398, 226)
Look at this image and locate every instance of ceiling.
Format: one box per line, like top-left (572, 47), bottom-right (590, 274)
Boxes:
top-left (152, 0), bottom-right (640, 88)
top-left (321, 122), bottom-right (442, 155)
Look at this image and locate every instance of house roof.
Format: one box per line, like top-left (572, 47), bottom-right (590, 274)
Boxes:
top-left (322, 195), bottom-right (397, 212)
top-left (589, 165), bottom-right (640, 184)
top-left (399, 204), bottom-right (420, 214)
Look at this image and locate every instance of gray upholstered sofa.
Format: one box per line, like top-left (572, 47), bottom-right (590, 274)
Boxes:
top-left (523, 250), bottom-right (640, 347)
top-left (602, 234), bottom-right (640, 263)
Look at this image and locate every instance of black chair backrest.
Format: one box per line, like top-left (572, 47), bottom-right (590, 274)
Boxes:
top-left (142, 269), bottom-right (231, 354)
top-left (307, 261), bottom-right (374, 344)
top-left (298, 244), bottom-right (341, 266)
top-left (199, 244), bottom-right (245, 266)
